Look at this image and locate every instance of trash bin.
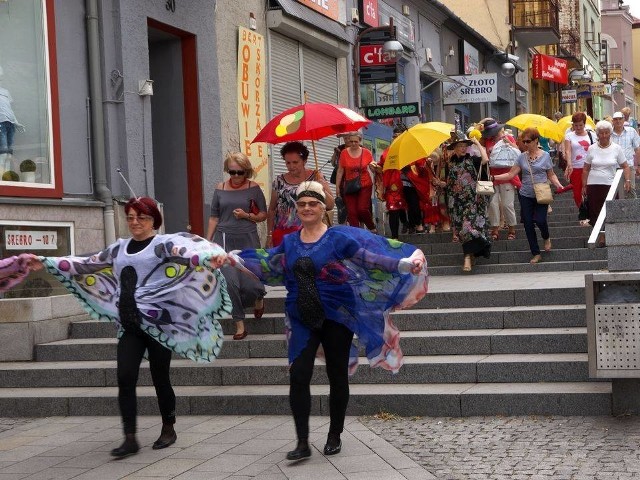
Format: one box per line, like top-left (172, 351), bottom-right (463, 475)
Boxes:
top-left (586, 272), bottom-right (640, 378)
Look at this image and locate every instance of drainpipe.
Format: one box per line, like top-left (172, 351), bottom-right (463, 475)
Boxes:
top-left (86, 0), bottom-right (116, 245)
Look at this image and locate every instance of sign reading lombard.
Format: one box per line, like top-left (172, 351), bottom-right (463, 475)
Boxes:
top-left (365, 102), bottom-right (419, 119)
top-left (442, 73), bottom-right (498, 105)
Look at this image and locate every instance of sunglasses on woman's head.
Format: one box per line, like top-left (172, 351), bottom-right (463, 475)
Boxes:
top-left (228, 170), bottom-right (245, 176)
top-left (295, 200), bottom-right (322, 208)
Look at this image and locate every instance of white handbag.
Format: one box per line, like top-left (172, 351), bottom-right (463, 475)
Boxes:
top-left (475, 162), bottom-right (494, 196)
top-left (489, 139), bottom-right (520, 168)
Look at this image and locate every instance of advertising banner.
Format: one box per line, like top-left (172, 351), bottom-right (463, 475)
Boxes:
top-left (442, 74), bottom-right (498, 105)
top-left (237, 27), bottom-right (269, 194)
top-left (296, 0), bottom-right (340, 22)
top-left (532, 54), bottom-right (568, 84)
top-left (360, 0), bottom-right (379, 26)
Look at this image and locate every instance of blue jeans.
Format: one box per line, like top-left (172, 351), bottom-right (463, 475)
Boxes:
top-left (518, 193), bottom-right (549, 256)
top-left (0, 121), bottom-right (15, 154)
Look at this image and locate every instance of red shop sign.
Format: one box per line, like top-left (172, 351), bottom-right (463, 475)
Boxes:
top-left (359, 44), bottom-right (396, 67)
top-left (532, 54), bottom-right (568, 85)
top-left (361, 0), bottom-right (379, 27)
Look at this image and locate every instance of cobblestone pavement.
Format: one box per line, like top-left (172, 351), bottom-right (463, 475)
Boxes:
top-left (362, 415), bottom-right (640, 480)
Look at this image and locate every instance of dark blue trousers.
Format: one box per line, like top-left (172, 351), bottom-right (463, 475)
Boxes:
top-left (518, 193), bottom-right (550, 256)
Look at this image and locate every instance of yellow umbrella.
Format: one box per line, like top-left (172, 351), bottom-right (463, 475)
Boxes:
top-left (556, 114), bottom-right (596, 137)
top-left (383, 122), bottom-right (454, 171)
top-left (506, 113), bottom-right (564, 142)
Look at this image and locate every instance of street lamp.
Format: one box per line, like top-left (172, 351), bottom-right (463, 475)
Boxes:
top-left (354, 17), bottom-right (404, 109)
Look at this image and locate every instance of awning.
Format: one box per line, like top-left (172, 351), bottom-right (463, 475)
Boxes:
top-left (270, 0), bottom-right (350, 43)
top-left (421, 71), bottom-right (466, 89)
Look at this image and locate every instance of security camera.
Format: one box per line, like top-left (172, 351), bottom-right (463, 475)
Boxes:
top-left (500, 62), bottom-right (516, 77)
top-left (507, 53), bottom-right (520, 62)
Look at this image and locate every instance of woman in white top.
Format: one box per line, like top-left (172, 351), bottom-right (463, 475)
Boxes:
top-left (564, 112), bottom-right (595, 211)
top-left (582, 120), bottom-right (631, 237)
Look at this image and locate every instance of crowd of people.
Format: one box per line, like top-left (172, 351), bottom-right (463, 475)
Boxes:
top-left (0, 107), bottom-right (636, 463)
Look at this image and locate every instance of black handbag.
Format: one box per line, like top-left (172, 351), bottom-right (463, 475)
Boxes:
top-left (343, 152), bottom-right (363, 195)
top-left (579, 196), bottom-right (589, 221)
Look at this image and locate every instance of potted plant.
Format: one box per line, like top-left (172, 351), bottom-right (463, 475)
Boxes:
top-left (2, 170), bottom-right (20, 182)
top-left (19, 159), bottom-right (36, 183)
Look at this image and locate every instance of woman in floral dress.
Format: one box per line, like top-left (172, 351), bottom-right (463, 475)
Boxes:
top-left (446, 134), bottom-right (491, 272)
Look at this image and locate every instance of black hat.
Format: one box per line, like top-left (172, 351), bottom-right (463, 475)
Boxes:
top-left (480, 118), bottom-right (505, 138)
top-left (446, 133), bottom-right (473, 150)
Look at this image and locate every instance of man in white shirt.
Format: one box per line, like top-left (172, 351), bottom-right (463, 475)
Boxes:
top-left (611, 111), bottom-right (640, 198)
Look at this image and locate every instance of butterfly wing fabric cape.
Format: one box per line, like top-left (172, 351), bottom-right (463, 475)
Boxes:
top-left (236, 226), bottom-right (429, 374)
top-left (0, 233), bottom-right (234, 362)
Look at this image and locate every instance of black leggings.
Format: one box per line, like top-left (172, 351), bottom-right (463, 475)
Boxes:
top-left (388, 210), bottom-right (408, 239)
top-left (117, 328), bottom-right (176, 434)
top-left (289, 320), bottom-right (354, 441)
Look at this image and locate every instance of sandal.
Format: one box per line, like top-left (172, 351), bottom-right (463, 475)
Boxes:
top-left (233, 330), bottom-right (248, 340)
top-left (530, 255), bottom-right (542, 264)
top-left (544, 239), bottom-right (552, 252)
top-left (462, 255), bottom-right (472, 272)
top-left (507, 228), bottom-right (516, 241)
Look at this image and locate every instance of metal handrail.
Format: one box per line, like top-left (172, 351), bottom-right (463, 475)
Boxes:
top-left (587, 168), bottom-right (625, 249)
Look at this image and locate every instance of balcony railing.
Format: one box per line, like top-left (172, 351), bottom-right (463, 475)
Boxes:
top-left (558, 29), bottom-right (581, 64)
top-left (511, 0), bottom-right (560, 46)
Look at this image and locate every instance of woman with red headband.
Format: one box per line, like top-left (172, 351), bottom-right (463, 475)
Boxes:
top-left (4, 197), bottom-right (231, 459)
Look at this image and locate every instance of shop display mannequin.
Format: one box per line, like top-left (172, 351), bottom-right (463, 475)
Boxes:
top-left (0, 66), bottom-right (25, 174)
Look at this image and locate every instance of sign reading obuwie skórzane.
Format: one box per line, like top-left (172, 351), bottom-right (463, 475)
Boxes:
top-left (237, 26), bottom-right (269, 196)
top-left (442, 74), bottom-right (497, 105)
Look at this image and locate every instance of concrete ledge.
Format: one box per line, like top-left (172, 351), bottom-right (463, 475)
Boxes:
top-left (0, 294), bottom-right (86, 361)
top-left (606, 198), bottom-right (640, 223)
top-left (607, 245), bottom-right (640, 271)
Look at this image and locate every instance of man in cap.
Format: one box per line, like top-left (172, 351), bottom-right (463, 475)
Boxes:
top-left (611, 111), bottom-right (640, 198)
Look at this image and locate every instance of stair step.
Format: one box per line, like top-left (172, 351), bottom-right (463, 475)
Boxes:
top-left (426, 248), bottom-right (605, 267)
top-left (427, 259), bottom-right (607, 276)
top-left (0, 353), bottom-right (596, 388)
top-left (69, 305), bottom-right (586, 340)
top-left (0, 382), bottom-right (611, 417)
top-left (35, 326), bottom-right (588, 362)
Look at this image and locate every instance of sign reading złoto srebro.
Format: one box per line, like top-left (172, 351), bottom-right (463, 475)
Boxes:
top-left (442, 73), bottom-right (497, 105)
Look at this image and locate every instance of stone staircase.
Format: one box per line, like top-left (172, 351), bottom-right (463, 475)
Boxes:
top-left (0, 193), bottom-right (613, 417)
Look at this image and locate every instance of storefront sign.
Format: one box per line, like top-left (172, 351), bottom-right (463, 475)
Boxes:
top-left (576, 84), bottom-right (592, 98)
top-left (365, 102), bottom-right (419, 119)
top-left (296, 0), bottom-right (339, 22)
top-left (462, 41), bottom-right (479, 75)
top-left (590, 83), bottom-right (606, 96)
top-left (237, 27), bottom-right (269, 193)
top-left (5, 230), bottom-right (58, 250)
top-left (360, 0), bottom-right (379, 27)
top-left (442, 74), bottom-right (498, 105)
top-left (359, 45), bottom-right (395, 66)
top-left (532, 54), bottom-right (568, 84)
top-left (561, 89), bottom-right (577, 103)
top-left (378, 1), bottom-right (415, 50)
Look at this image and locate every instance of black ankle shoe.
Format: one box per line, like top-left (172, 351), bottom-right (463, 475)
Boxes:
top-left (323, 435), bottom-right (342, 456)
top-left (111, 435), bottom-right (139, 458)
top-left (286, 440), bottom-right (311, 460)
top-left (152, 424), bottom-right (177, 450)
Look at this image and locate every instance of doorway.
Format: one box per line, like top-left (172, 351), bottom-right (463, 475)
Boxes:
top-left (147, 19), bottom-right (203, 234)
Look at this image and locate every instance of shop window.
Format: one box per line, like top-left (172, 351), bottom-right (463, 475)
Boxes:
top-left (0, 0), bottom-right (61, 197)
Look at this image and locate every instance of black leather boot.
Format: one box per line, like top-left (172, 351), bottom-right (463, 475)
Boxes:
top-left (111, 433), bottom-right (139, 458)
top-left (286, 439), bottom-right (311, 460)
top-left (323, 433), bottom-right (342, 456)
top-left (152, 423), bottom-right (177, 450)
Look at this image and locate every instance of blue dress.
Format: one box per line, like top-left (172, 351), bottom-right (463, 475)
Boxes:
top-left (237, 225), bottom-right (429, 373)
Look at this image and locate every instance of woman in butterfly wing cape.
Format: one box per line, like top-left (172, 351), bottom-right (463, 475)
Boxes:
top-left (1, 197), bottom-right (231, 459)
top-left (234, 181), bottom-right (428, 461)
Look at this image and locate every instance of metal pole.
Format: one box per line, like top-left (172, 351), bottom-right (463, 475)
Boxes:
top-left (86, 0), bottom-right (116, 245)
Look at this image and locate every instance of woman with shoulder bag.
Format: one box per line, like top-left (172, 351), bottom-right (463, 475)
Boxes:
top-left (446, 133), bottom-right (492, 273)
top-left (494, 128), bottom-right (564, 264)
top-left (335, 132), bottom-right (377, 232)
